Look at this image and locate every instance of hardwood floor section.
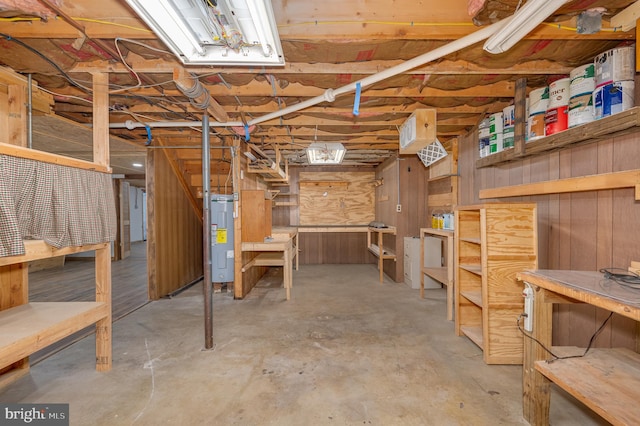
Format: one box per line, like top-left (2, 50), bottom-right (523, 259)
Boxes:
top-left (28, 241), bottom-right (149, 363)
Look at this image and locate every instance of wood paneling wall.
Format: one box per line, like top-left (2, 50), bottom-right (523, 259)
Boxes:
top-left (458, 129), bottom-right (640, 350)
top-left (375, 156), bottom-right (430, 281)
top-left (147, 148), bottom-right (203, 299)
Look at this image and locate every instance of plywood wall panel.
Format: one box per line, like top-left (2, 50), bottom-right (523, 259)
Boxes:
top-left (299, 171), bottom-right (375, 225)
top-left (147, 149), bottom-right (203, 299)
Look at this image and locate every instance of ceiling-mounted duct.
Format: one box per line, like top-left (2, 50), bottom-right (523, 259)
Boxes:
top-left (124, 0), bottom-right (285, 66)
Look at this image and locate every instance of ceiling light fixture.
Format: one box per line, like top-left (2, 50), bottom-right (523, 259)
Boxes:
top-left (307, 143), bottom-right (347, 165)
top-left (124, 0), bottom-right (285, 66)
top-left (132, 162), bottom-right (144, 168)
top-left (483, 0), bottom-right (569, 54)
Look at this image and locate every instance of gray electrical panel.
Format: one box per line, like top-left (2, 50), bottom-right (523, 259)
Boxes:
top-left (210, 194), bottom-right (234, 282)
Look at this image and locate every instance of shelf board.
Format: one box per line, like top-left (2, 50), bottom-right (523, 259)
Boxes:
top-left (536, 347), bottom-right (640, 426)
top-left (273, 201), bottom-right (298, 207)
top-left (423, 267), bottom-right (448, 284)
top-left (420, 228), bottom-right (454, 238)
top-left (476, 107), bottom-right (640, 169)
top-left (459, 264), bottom-right (482, 275)
top-left (368, 246), bottom-right (396, 259)
top-left (461, 290), bottom-right (483, 307)
top-left (460, 325), bottom-right (484, 349)
top-left (0, 302), bottom-right (109, 369)
top-left (0, 241), bottom-right (109, 267)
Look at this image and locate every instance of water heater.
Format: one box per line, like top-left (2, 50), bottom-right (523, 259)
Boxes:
top-left (211, 194), bottom-right (235, 282)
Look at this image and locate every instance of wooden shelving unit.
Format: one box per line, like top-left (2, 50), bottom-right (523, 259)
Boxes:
top-left (367, 226), bottom-right (397, 283)
top-left (419, 228), bottom-right (455, 320)
top-left (0, 152), bottom-right (113, 387)
top-left (476, 107), bottom-right (640, 169)
top-left (454, 203), bottom-right (537, 364)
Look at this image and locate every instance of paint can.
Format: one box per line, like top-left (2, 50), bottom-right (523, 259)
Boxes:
top-left (568, 93), bottom-right (594, 128)
top-left (478, 117), bottom-right (491, 158)
top-left (544, 78), bottom-right (570, 135)
top-left (569, 63), bottom-right (595, 97)
top-left (528, 86), bottom-right (549, 115)
top-left (594, 81), bottom-right (635, 119)
top-left (502, 105), bottom-right (515, 149)
top-left (527, 112), bottom-right (545, 142)
top-left (594, 46), bottom-right (635, 88)
top-left (547, 78), bottom-right (571, 109)
top-left (489, 112), bottom-right (503, 134)
top-left (544, 106), bottom-right (568, 136)
top-left (489, 132), bottom-right (503, 154)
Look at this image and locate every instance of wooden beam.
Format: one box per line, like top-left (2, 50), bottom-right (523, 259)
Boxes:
top-left (72, 58), bottom-right (574, 76)
top-left (92, 72), bottom-right (110, 166)
top-left (0, 142), bottom-right (110, 172)
top-left (479, 170), bottom-right (640, 200)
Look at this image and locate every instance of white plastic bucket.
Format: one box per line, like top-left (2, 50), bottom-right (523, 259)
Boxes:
top-left (594, 81), bottom-right (635, 119)
top-left (528, 86), bottom-right (549, 115)
top-left (569, 63), bottom-right (595, 97)
top-left (594, 46), bottom-right (635, 88)
top-left (503, 127), bottom-right (515, 149)
top-left (568, 93), bottom-right (594, 127)
top-left (489, 112), bottom-right (503, 135)
top-left (489, 132), bottom-right (503, 154)
top-left (502, 105), bottom-right (515, 128)
top-left (548, 78), bottom-right (571, 109)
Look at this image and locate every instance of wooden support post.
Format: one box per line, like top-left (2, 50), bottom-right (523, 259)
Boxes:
top-left (2, 78), bottom-right (29, 384)
top-left (513, 77), bottom-right (527, 157)
top-left (522, 286), bottom-right (553, 425)
top-left (92, 72), bottom-right (112, 371)
top-left (92, 73), bottom-right (110, 166)
top-left (8, 85), bottom-right (26, 147)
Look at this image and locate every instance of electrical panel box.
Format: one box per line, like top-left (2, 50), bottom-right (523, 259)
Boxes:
top-left (211, 194), bottom-right (235, 282)
top-left (399, 109), bottom-right (437, 154)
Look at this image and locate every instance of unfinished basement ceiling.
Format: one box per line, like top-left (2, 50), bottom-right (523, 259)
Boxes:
top-left (0, 0), bottom-right (635, 186)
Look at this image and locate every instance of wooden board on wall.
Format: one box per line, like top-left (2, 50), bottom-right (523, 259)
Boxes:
top-left (299, 172), bottom-right (375, 225)
top-left (147, 149), bottom-right (203, 299)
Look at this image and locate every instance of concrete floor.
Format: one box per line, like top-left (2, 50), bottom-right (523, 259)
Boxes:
top-left (1, 264), bottom-right (607, 425)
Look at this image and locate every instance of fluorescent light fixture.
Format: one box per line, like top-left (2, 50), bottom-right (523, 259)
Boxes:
top-left (132, 162), bottom-right (144, 168)
top-left (307, 143), bottom-right (347, 165)
top-left (124, 0), bottom-right (285, 66)
top-left (483, 0), bottom-right (569, 54)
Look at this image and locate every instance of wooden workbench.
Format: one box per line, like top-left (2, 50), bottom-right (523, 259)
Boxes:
top-left (517, 269), bottom-right (640, 426)
top-left (241, 227), bottom-right (298, 300)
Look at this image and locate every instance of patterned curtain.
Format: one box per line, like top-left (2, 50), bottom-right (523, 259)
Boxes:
top-left (0, 155), bottom-right (117, 257)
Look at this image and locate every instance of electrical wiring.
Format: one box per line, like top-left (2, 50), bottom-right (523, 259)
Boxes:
top-left (113, 38), bottom-right (142, 92)
top-left (115, 38), bottom-right (172, 55)
top-left (0, 16), bottom-right (151, 33)
top-left (0, 32), bottom-right (93, 93)
top-left (39, 86), bottom-right (93, 104)
top-left (600, 268), bottom-right (640, 288)
top-left (517, 311), bottom-right (614, 362)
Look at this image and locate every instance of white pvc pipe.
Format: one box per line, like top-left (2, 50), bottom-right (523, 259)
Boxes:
top-left (247, 19), bottom-right (508, 127)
